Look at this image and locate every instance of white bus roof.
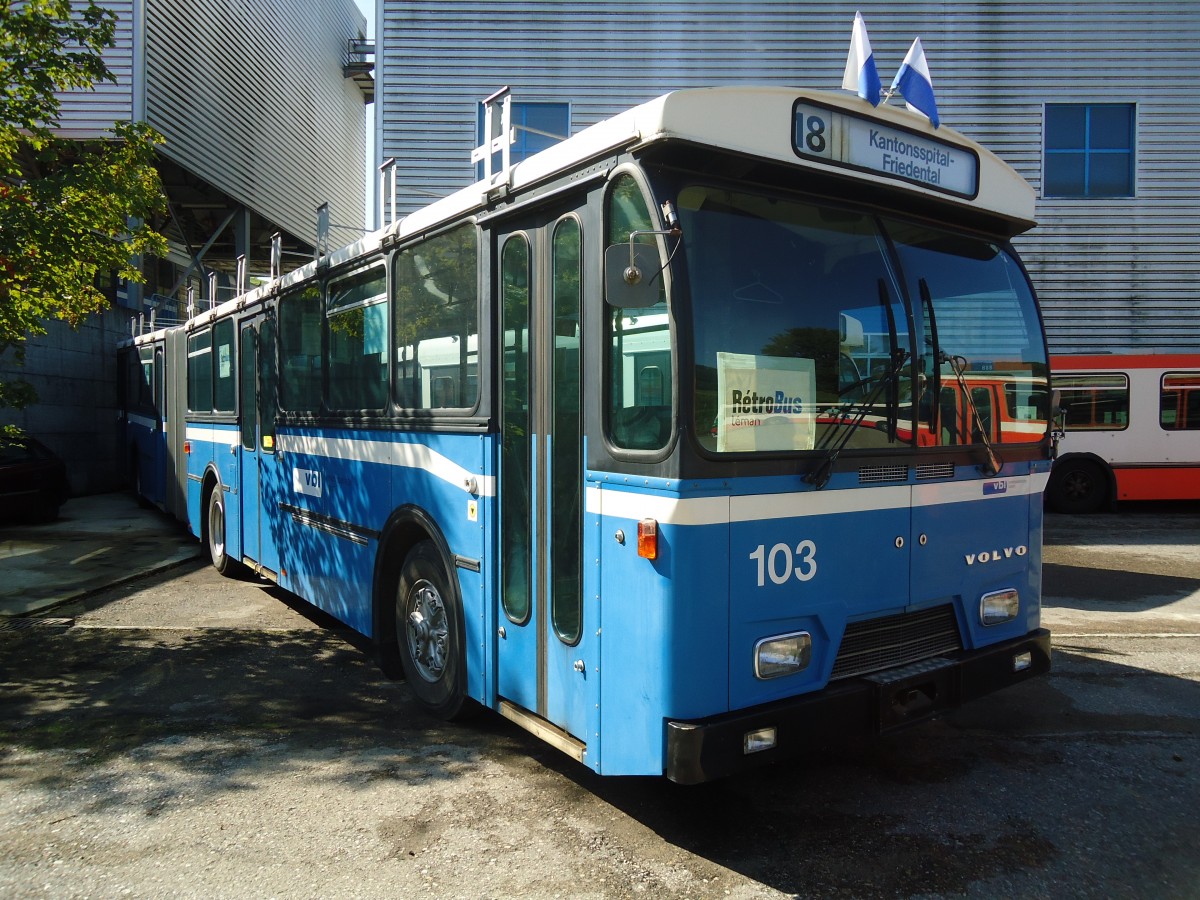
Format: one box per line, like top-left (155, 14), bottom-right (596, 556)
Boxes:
top-left (390, 86), bottom-right (1036, 243)
top-left (130, 86), bottom-right (1034, 343)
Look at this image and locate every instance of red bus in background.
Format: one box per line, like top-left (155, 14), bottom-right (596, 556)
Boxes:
top-left (1048, 354), bottom-right (1200, 512)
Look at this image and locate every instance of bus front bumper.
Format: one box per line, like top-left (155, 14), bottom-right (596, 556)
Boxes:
top-left (664, 629), bottom-right (1051, 785)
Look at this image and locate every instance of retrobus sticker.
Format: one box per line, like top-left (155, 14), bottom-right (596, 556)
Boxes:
top-left (716, 352), bottom-right (817, 453)
top-left (792, 99), bottom-right (980, 199)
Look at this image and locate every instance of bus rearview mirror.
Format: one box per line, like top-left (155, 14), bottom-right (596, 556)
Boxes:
top-left (604, 243), bottom-right (661, 308)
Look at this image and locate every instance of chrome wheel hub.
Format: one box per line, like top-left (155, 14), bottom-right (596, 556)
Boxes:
top-left (406, 579), bottom-right (448, 682)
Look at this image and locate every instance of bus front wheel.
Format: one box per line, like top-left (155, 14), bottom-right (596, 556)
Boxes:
top-left (396, 541), bottom-right (469, 720)
top-left (1048, 459), bottom-right (1109, 514)
top-left (205, 485), bottom-right (241, 576)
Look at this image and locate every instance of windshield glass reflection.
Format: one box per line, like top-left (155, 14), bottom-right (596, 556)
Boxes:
top-left (678, 184), bottom-right (1048, 454)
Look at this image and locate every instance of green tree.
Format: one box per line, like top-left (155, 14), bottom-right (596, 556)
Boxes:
top-left (1, 0), bottom-right (167, 426)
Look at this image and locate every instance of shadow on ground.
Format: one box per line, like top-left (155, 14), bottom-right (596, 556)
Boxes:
top-left (1043, 563), bottom-right (1200, 609)
top-left (3, 608), bottom-right (1198, 897)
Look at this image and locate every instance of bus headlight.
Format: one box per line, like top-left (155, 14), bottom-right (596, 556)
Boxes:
top-left (744, 727), bottom-right (777, 754)
top-left (754, 632), bottom-right (812, 679)
top-left (980, 588), bottom-right (1020, 625)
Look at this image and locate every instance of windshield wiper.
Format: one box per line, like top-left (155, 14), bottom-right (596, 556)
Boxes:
top-left (940, 350), bottom-right (1003, 476)
top-left (919, 278), bottom-right (1003, 475)
top-left (919, 278), bottom-right (942, 440)
top-left (805, 347), bottom-right (910, 490)
top-left (878, 278), bottom-right (901, 442)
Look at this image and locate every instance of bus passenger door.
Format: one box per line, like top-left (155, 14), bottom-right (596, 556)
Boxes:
top-left (238, 316), bottom-right (283, 576)
top-left (494, 214), bottom-right (593, 756)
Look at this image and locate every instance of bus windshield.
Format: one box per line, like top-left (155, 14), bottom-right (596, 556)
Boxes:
top-left (678, 184), bottom-right (1048, 453)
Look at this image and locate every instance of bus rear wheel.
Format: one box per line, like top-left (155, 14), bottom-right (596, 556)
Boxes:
top-left (395, 540), bottom-right (469, 720)
top-left (1048, 459), bottom-right (1108, 514)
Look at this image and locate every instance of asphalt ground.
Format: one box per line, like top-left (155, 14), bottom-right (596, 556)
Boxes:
top-left (1, 499), bottom-right (1198, 898)
top-left (0, 493), bottom-right (199, 618)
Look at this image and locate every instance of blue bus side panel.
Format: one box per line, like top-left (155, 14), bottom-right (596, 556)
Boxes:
top-left (726, 499), bottom-right (911, 712)
top-left (128, 419), bottom-right (162, 506)
top-left (596, 488), bottom-right (730, 776)
top-left (912, 473), bottom-right (1041, 649)
top-left (460, 434), bottom-right (493, 707)
top-left (217, 436), bottom-right (242, 561)
top-left (724, 508), bottom-right (897, 710)
top-left (185, 434), bottom-right (204, 539)
top-left (184, 425), bottom-right (239, 541)
top-left (273, 430), bottom-right (488, 644)
top-left (258, 448), bottom-right (286, 575)
top-left (495, 434), bottom-right (538, 713)
top-left (277, 435), bottom-right (383, 635)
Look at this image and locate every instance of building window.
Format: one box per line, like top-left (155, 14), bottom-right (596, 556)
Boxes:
top-left (1044, 104), bottom-right (1135, 198)
top-left (475, 102), bottom-right (569, 179)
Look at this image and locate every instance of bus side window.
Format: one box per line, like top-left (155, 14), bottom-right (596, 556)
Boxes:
top-left (187, 328), bottom-right (213, 413)
top-left (326, 264), bottom-right (387, 412)
top-left (1161, 372), bottom-right (1200, 431)
top-left (638, 366), bottom-right (664, 406)
top-left (212, 319), bottom-right (236, 415)
top-left (1055, 374), bottom-right (1129, 430)
top-left (278, 285), bottom-right (323, 413)
top-left (393, 223), bottom-right (479, 411)
top-left (605, 173), bottom-right (672, 451)
top-left (971, 386), bottom-right (994, 443)
top-left (260, 318), bottom-right (278, 452)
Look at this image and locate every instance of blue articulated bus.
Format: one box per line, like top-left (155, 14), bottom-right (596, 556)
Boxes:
top-left (121, 86), bottom-right (1052, 783)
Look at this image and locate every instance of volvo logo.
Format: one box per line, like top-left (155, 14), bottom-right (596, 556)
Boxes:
top-left (965, 545), bottom-right (1028, 565)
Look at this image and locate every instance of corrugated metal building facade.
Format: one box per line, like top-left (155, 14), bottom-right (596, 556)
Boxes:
top-left (377, 1), bottom-right (1200, 355)
top-left (4, 0), bottom-right (371, 493)
top-left (58, 0), bottom-right (369, 257)
top-left (141, 0), bottom-right (368, 251)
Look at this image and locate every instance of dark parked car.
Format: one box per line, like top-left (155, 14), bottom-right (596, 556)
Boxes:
top-left (0, 436), bottom-right (70, 522)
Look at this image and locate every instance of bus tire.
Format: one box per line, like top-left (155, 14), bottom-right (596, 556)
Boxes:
top-left (395, 540), bottom-right (469, 720)
top-left (1047, 459), bottom-right (1108, 514)
top-left (205, 484), bottom-right (242, 577)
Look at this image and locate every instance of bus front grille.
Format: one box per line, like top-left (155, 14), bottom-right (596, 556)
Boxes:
top-left (859, 464), bottom-right (908, 484)
top-left (830, 605), bottom-right (962, 681)
top-left (916, 463), bottom-right (956, 480)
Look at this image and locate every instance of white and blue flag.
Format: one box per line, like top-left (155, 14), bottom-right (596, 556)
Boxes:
top-left (841, 11), bottom-right (881, 106)
top-left (890, 37), bottom-right (940, 128)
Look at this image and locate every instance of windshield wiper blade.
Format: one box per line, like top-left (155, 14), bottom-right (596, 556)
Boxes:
top-left (879, 277), bottom-right (901, 442)
top-left (941, 350), bottom-right (1003, 476)
top-left (805, 348), bottom-right (910, 489)
top-left (919, 278), bottom-right (942, 440)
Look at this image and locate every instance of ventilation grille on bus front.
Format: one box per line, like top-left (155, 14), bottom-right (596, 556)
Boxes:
top-left (859, 465), bottom-right (908, 484)
top-left (830, 605), bottom-right (962, 681)
top-left (916, 463), bottom-right (956, 480)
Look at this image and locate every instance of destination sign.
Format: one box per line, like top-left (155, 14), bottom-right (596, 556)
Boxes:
top-left (793, 101), bottom-right (979, 198)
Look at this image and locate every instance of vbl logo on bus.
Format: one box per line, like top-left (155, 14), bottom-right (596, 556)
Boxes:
top-left (293, 467), bottom-right (322, 498)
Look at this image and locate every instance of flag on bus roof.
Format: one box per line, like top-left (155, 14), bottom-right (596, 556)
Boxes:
top-left (841, 12), bottom-right (881, 106)
top-left (890, 37), bottom-right (940, 127)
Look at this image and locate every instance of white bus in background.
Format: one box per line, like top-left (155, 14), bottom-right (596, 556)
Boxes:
top-left (1048, 354), bottom-right (1200, 512)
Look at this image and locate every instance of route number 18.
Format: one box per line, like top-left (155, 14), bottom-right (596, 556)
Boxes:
top-left (803, 114), bottom-right (827, 154)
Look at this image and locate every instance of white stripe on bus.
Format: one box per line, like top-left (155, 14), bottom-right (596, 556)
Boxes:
top-left (276, 433), bottom-right (495, 497)
top-left (585, 472), bottom-right (1050, 526)
top-left (185, 425), bottom-right (237, 445)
